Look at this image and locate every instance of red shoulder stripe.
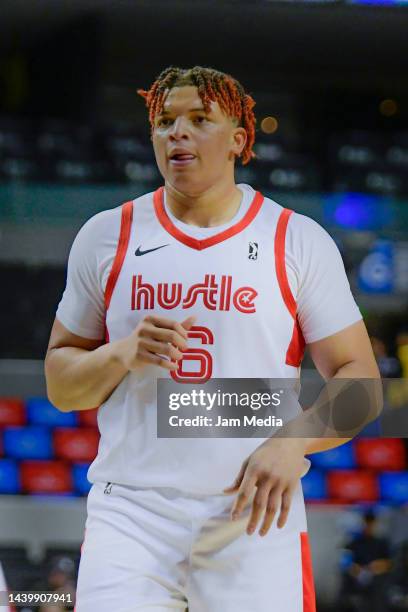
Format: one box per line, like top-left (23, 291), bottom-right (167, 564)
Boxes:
top-left (275, 208), bottom-right (306, 366)
top-left (274, 208), bottom-right (297, 319)
top-left (104, 201), bottom-right (133, 311)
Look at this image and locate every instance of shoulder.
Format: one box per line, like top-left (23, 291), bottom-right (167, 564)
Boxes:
top-left (256, 192), bottom-right (284, 222)
top-left (75, 203), bottom-right (124, 240)
top-left (67, 203), bottom-right (128, 272)
top-left (258, 192), bottom-right (333, 243)
top-left (80, 190), bottom-right (155, 234)
top-left (286, 211), bottom-right (334, 243)
top-left (69, 191), bottom-right (156, 261)
top-left (257, 190), bottom-right (339, 261)
top-left (70, 194), bottom-right (150, 253)
top-left (284, 210), bottom-right (340, 264)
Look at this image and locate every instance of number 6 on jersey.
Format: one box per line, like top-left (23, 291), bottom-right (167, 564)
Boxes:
top-left (171, 326), bottom-right (214, 383)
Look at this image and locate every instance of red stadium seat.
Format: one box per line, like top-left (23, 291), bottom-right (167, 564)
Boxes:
top-left (53, 428), bottom-right (100, 462)
top-left (327, 470), bottom-right (379, 502)
top-left (0, 398), bottom-right (26, 427)
top-left (21, 460), bottom-right (72, 494)
top-left (354, 438), bottom-right (406, 471)
top-left (77, 408), bottom-right (99, 428)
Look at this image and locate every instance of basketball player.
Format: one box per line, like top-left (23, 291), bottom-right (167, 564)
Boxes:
top-left (44, 66), bottom-right (380, 611)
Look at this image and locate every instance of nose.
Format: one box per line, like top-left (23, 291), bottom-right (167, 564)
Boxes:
top-left (169, 116), bottom-right (189, 140)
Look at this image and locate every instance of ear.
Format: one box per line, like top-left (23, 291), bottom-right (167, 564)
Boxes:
top-left (231, 126), bottom-right (247, 158)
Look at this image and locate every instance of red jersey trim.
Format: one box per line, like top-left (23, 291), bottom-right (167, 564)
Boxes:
top-left (300, 531), bottom-right (317, 612)
top-left (286, 316), bottom-right (306, 367)
top-left (275, 208), bottom-right (306, 367)
top-left (153, 186), bottom-right (264, 251)
top-left (275, 208), bottom-right (297, 318)
top-left (104, 201), bottom-right (133, 310)
top-left (104, 201), bottom-right (134, 342)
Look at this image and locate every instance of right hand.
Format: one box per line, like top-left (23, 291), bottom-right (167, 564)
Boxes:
top-left (117, 314), bottom-right (196, 372)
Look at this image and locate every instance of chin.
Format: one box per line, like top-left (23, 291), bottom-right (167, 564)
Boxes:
top-left (167, 174), bottom-right (208, 197)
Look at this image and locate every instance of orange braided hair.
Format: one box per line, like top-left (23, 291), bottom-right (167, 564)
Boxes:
top-left (137, 66), bottom-right (256, 165)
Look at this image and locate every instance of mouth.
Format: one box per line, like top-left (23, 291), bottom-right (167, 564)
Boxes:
top-left (169, 153), bottom-right (197, 167)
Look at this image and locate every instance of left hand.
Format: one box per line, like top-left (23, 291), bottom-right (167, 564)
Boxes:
top-left (223, 438), bottom-right (309, 536)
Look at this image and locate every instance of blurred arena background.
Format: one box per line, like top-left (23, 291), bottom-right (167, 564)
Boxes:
top-left (0, 0), bottom-right (408, 610)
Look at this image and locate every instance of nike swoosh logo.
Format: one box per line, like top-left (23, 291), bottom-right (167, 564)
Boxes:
top-left (135, 244), bottom-right (169, 256)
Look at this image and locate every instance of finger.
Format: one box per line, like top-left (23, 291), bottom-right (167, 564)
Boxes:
top-left (181, 316), bottom-right (197, 331)
top-left (230, 471), bottom-right (258, 519)
top-left (246, 482), bottom-right (271, 535)
top-left (138, 350), bottom-right (178, 371)
top-left (259, 487), bottom-right (282, 536)
top-left (141, 338), bottom-right (183, 362)
top-left (142, 324), bottom-right (188, 351)
top-left (223, 461), bottom-right (247, 494)
top-left (146, 315), bottom-right (190, 340)
top-left (277, 488), bottom-right (293, 530)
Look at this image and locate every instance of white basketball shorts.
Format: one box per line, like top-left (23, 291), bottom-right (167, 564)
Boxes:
top-left (75, 480), bottom-right (316, 612)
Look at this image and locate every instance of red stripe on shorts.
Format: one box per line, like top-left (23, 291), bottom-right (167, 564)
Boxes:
top-left (300, 531), bottom-right (316, 612)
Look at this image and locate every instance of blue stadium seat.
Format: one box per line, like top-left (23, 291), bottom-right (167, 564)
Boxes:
top-left (4, 427), bottom-right (53, 460)
top-left (310, 441), bottom-right (356, 469)
top-left (379, 472), bottom-right (408, 504)
top-left (302, 469), bottom-right (327, 501)
top-left (72, 463), bottom-right (92, 495)
top-left (26, 397), bottom-right (77, 427)
top-left (0, 459), bottom-right (20, 493)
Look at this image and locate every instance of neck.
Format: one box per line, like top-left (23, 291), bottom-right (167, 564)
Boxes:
top-left (164, 180), bottom-right (243, 228)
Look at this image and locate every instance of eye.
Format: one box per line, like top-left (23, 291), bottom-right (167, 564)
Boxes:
top-left (193, 116), bottom-right (207, 124)
top-left (157, 117), bottom-right (172, 127)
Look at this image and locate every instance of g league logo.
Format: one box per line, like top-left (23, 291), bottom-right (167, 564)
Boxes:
top-left (248, 242), bottom-right (258, 260)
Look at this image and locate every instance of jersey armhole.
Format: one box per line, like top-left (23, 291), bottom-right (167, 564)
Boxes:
top-left (275, 208), bottom-right (297, 317)
top-left (103, 201), bottom-right (134, 342)
top-left (275, 208), bottom-right (306, 366)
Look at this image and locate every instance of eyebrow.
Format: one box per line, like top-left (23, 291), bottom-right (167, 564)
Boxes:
top-left (159, 107), bottom-right (207, 115)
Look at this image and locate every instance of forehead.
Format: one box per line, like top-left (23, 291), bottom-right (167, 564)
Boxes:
top-left (161, 85), bottom-right (221, 115)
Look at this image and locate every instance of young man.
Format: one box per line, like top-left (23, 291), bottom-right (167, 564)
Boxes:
top-left (45, 66), bottom-right (380, 611)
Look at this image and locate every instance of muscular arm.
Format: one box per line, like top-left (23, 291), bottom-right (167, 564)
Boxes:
top-left (44, 318), bottom-right (129, 412)
top-left (272, 320), bottom-right (382, 454)
top-left (304, 319), bottom-right (382, 454)
top-left (44, 315), bottom-right (194, 412)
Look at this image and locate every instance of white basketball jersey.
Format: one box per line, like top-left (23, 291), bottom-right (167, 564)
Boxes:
top-left (87, 186), bottom-right (306, 494)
